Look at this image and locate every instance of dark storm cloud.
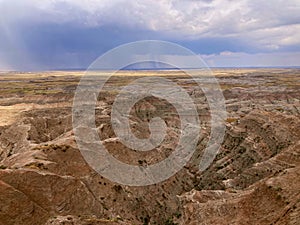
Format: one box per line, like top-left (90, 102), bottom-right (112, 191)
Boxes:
top-left (0, 0), bottom-right (299, 70)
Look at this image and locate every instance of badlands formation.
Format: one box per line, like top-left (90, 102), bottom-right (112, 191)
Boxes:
top-left (0, 69), bottom-right (299, 225)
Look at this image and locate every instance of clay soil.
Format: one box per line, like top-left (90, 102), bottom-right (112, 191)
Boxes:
top-left (0, 69), bottom-right (299, 225)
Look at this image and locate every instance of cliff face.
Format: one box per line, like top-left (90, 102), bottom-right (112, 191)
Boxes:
top-left (178, 111), bottom-right (300, 225)
top-left (0, 69), bottom-right (299, 225)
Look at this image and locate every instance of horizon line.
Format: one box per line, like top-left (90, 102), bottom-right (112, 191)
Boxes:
top-left (1, 66), bottom-right (300, 73)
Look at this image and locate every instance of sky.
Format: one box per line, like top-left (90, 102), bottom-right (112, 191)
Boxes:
top-left (0, 0), bottom-right (299, 70)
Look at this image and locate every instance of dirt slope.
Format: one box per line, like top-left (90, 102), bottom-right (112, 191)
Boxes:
top-left (0, 69), bottom-right (299, 225)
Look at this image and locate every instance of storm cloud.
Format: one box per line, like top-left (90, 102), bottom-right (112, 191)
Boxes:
top-left (0, 0), bottom-right (299, 70)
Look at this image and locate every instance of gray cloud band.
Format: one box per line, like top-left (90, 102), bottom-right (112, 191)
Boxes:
top-left (72, 40), bottom-right (227, 186)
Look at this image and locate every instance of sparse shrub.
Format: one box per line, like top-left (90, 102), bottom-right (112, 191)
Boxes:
top-left (165, 218), bottom-right (178, 225)
top-left (274, 186), bottom-right (282, 191)
top-left (226, 117), bottom-right (238, 123)
top-left (0, 165), bottom-right (7, 169)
